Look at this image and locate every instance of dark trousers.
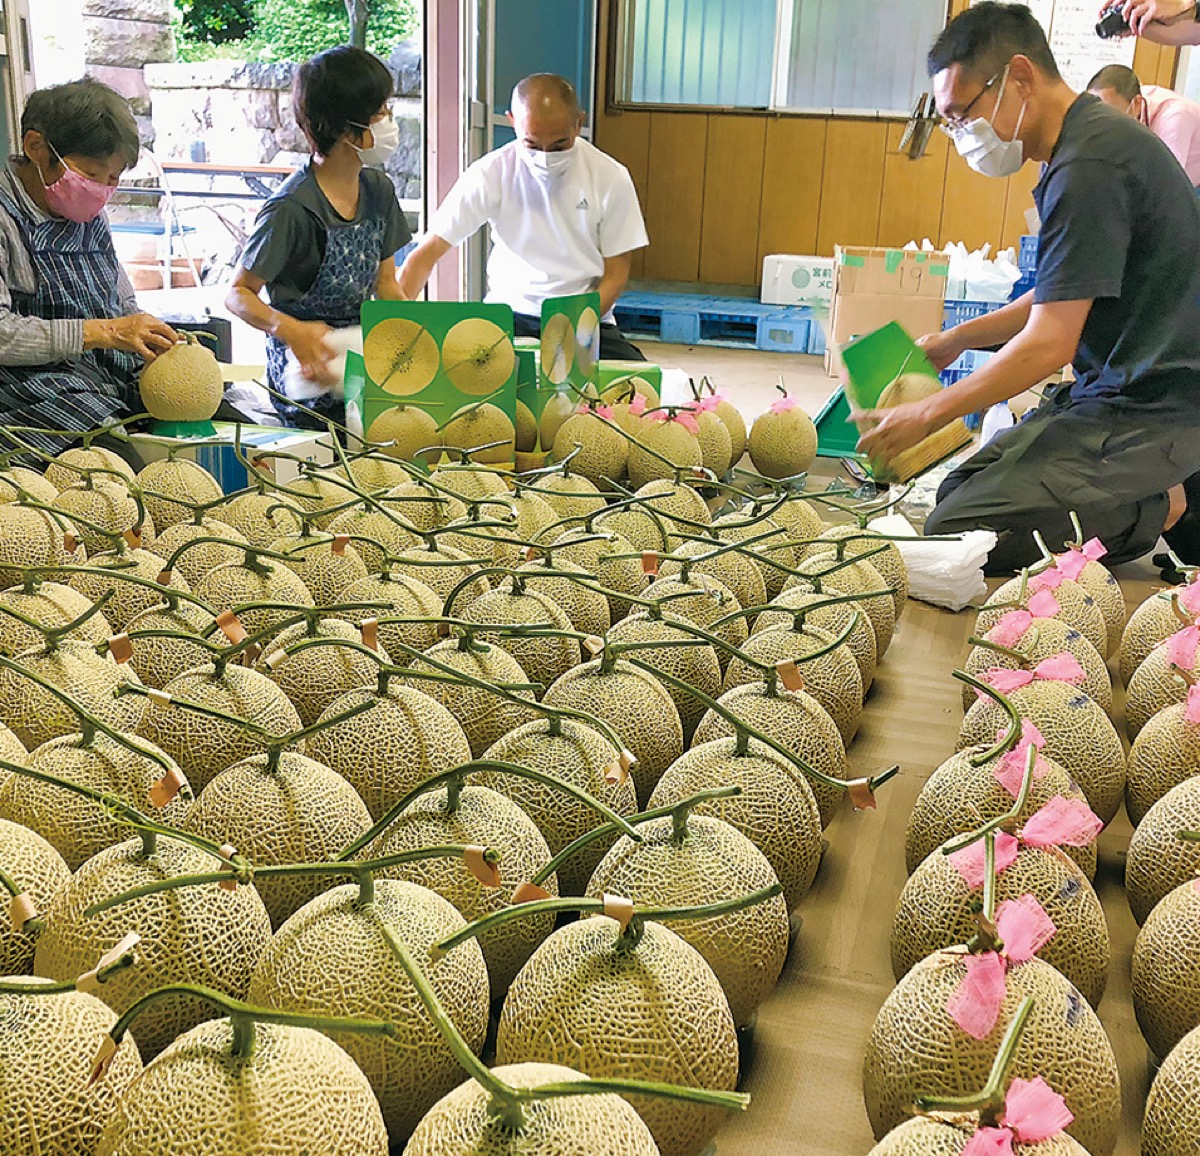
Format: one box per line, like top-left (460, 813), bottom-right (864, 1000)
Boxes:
top-left (925, 388), bottom-right (1200, 575)
top-left (512, 313), bottom-right (647, 362)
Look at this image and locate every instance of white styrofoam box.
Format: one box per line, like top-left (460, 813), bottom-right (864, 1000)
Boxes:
top-left (761, 255), bottom-right (835, 307)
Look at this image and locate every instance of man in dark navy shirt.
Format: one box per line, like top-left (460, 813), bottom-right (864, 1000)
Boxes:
top-left (854, 2), bottom-right (1200, 574)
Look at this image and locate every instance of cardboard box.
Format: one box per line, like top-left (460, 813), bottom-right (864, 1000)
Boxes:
top-left (825, 246), bottom-right (949, 378)
top-left (128, 423), bottom-right (336, 494)
top-left (761, 255), bottom-right (835, 307)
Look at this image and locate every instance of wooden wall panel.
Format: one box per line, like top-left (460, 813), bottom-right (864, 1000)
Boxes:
top-left (594, 109), bottom-right (651, 276)
top-left (938, 154), bottom-right (1009, 252)
top-left (641, 113), bottom-right (709, 281)
top-left (878, 122), bottom-right (950, 248)
top-left (757, 118), bottom-right (827, 265)
top-left (1001, 163), bottom-right (1040, 251)
top-left (700, 116), bottom-right (767, 284)
top-left (815, 120), bottom-right (889, 255)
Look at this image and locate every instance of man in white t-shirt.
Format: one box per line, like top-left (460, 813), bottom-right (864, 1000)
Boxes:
top-left (398, 73), bottom-right (650, 359)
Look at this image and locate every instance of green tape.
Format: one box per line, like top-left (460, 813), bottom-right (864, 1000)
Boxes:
top-left (885, 250), bottom-right (904, 275)
top-left (914, 253), bottom-right (928, 264)
top-left (840, 254), bottom-right (866, 267)
top-left (928, 264), bottom-right (950, 277)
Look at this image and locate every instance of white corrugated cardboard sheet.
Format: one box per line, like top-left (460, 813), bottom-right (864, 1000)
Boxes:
top-left (869, 513), bottom-right (995, 612)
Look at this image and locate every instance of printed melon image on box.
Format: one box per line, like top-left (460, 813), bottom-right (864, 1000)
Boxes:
top-left (348, 302), bottom-right (518, 468)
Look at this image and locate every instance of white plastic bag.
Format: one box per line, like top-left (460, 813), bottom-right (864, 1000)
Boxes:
top-left (870, 513), bottom-right (997, 613)
top-left (281, 325), bottom-right (363, 401)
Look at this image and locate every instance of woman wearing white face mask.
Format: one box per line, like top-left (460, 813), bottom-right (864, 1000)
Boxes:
top-left (0, 78), bottom-right (179, 456)
top-left (227, 45), bottom-right (411, 429)
top-left (854, 1), bottom-right (1200, 575)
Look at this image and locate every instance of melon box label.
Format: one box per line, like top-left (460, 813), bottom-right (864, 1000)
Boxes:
top-left (350, 301), bottom-right (519, 470)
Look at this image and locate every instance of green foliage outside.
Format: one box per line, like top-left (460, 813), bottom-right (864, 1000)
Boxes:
top-left (172, 0), bottom-right (419, 64)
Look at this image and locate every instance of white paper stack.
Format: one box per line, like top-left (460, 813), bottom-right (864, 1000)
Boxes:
top-left (869, 513), bottom-right (996, 613)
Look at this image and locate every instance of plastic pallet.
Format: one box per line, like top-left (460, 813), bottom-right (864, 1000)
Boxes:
top-left (613, 291), bottom-right (815, 353)
top-left (1019, 234), bottom-right (1038, 272)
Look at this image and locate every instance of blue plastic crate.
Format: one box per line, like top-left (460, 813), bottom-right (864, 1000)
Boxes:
top-left (943, 299), bottom-right (1006, 329)
top-left (807, 323), bottom-right (827, 357)
top-left (756, 311), bottom-right (812, 353)
top-left (1010, 271), bottom-right (1036, 301)
top-left (1019, 234), bottom-right (1038, 272)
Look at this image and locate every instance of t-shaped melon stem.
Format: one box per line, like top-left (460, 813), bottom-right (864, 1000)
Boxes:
top-left (940, 744), bottom-right (1037, 862)
top-left (731, 463), bottom-right (818, 492)
top-left (99, 983), bottom-right (396, 1066)
top-left (533, 787), bottom-right (742, 885)
top-left (966, 630), bottom-right (1043, 668)
top-left (913, 995), bottom-right (1036, 1127)
top-left (0, 945), bottom-right (136, 992)
top-left (0, 864), bottom-right (47, 937)
top-left (372, 907), bottom-right (749, 1131)
top-left (0, 586), bottom-right (116, 654)
top-left (954, 670), bottom-right (1027, 767)
top-left (159, 533), bottom-right (296, 579)
top-left (337, 758), bottom-right (642, 862)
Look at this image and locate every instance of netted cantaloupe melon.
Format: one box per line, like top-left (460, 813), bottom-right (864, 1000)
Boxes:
top-left (0, 818), bottom-right (70, 974)
top-left (748, 399), bottom-right (817, 480)
top-left (52, 478), bottom-right (146, 556)
top-left (905, 745), bottom-right (1096, 879)
top-left (690, 408), bottom-right (733, 477)
top-left (1131, 878), bottom-right (1200, 1059)
top-left (403, 1061), bottom-right (660, 1156)
top-left (508, 489), bottom-right (558, 541)
top-left (958, 683), bottom-right (1125, 825)
top-left (552, 411), bottom-right (629, 485)
top-left (531, 472), bottom-right (607, 521)
top-left (402, 640), bottom-right (540, 758)
top-left (268, 533), bottom-right (369, 607)
top-left (816, 525), bottom-right (910, 618)
top-left (1126, 777), bottom-right (1200, 924)
top-left (441, 511), bottom-right (525, 574)
top-left (255, 619), bottom-right (392, 726)
top-left (658, 538), bottom-right (768, 619)
top-left (385, 543), bottom-right (486, 607)
top-left (184, 751), bottom-right (372, 927)
top-left (786, 550), bottom-right (896, 656)
top-left (135, 663), bottom-right (303, 794)
top-left (137, 458), bottom-right (222, 532)
top-left (0, 580), bottom-right (112, 657)
top-left (549, 526), bottom-right (644, 621)
top-left (373, 784), bottom-right (558, 997)
top-left (307, 684), bottom-right (471, 820)
top-left (1054, 551), bottom-right (1124, 657)
top-left (326, 506), bottom-right (415, 574)
top-left (544, 658), bottom-right (683, 807)
top-left (280, 470), bottom-right (355, 531)
top-left (458, 586), bottom-right (580, 692)
top-left (891, 844), bottom-right (1109, 1006)
top-left (977, 576), bottom-right (1108, 660)
top-left (1124, 639), bottom-right (1197, 737)
top-left (64, 547), bottom-right (193, 633)
top-left (642, 572), bottom-right (747, 659)
top-left (0, 504), bottom-right (77, 589)
top-left (215, 490), bottom-right (303, 548)
top-left (192, 553), bottom-right (315, 640)
top-left (962, 618), bottom-right (1111, 714)
top-left (248, 878), bottom-right (489, 1143)
top-left (1, 981), bottom-right (142, 1156)
top-left (648, 737), bottom-right (823, 910)
top-left (368, 403), bottom-right (441, 463)
top-left (440, 403), bottom-right (515, 465)
top-left (867, 1115), bottom-right (1091, 1155)
top-left (753, 586), bottom-right (878, 691)
top-left (509, 559), bottom-right (611, 637)
top-left (477, 718), bottom-right (636, 895)
top-left (1142, 1021), bottom-right (1200, 1156)
top-left (338, 569), bottom-right (444, 662)
top-left (427, 463), bottom-right (509, 505)
top-left (495, 915), bottom-right (738, 1156)
top-left (45, 445), bottom-right (134, 492)
top-left (383, 480), bottom-right (467, 534)
top-left (335, 452), bottom-right (410, 494)
top-left (713, 509), bottom-right (795, 599)
top-left (626, 417), bottom-right (703, 489)
top-left (862, 950), bottom-right (1121, 1156)
top-left (0, 732), bottom-right (191, 870)
top-left (0, 462), bottom-right (58, 503)
top-left (120, 602), bottom-right (215, 690)
top-left (0, 641), bottom-right (144, 750)
top-left (137, 331), bottom-right (224, 423)
top-left (722, 623), bottom-right (864, 746)
top-left (710, 396), bottom-right (746, 465)
top-left (150, 517), bottom-right (248, 588)
top-left (1121, 586), bottom-right (1197, 686)
top-left (1126, 699), bottom-right (1200, 825)
top-left (35, 835), bottom-right (272, 1058)
top-left (693, 681), bottom-right (848, 827)
top-left (96, 1016), bottom-right (388, 1156)
top-left (605, 614), bottom-right (722, 742)
top-left (586, 812), bottom-right (789, 1028)
top-left (628, 476), bottom-right (713, 537)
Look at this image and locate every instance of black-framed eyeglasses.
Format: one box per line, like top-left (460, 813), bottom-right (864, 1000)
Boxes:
top-left (942, 70), bottom-right (1002, 135)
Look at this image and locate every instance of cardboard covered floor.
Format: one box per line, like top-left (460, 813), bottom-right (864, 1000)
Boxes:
top-left (714, 573), bottom-right (1158, 1156)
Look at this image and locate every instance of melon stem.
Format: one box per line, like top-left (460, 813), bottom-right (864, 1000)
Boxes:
top-left (966, 633), bottom-right (1037, 668)
top-left (1171, 592), bottom-right (1197, 628)
top-left (805, 483), bottom-right (915, 526)
top-left (940, 744), bottom-right (1037, 859)
top-left (84, 843), bottom-right (498, 915)
top-left (0, 865), bottom-right (46, 936)
top-left (0, 948), bottom-right (136, 992)
top-left (116, 680), bottom-right (278, 742)
top-left (1171, 663), bottom-right (1199, 689)
top-left (0, 586), bottom-right (116, 653)
top-left (159, 534), bottom-right (295, 577)
top-left (102, 984), bottom-right (396, 1066)
top-left (14, 494), bottom-right (130, 552)
top-left (37, 562), bottom-right (216, 617)
top-left (913, 995), bottom-right (1036, 1125)
top-left (610, 521), bottom-right (788, 569)
top-left (0, 653), bottom-right (174, 773)
top-left (952, 671), bottom-right (1026, 767)
top-left (731, 464), bottom-right (818, 492)
top-left (532, 787), bottom-right (742, 885)
top-left (712, 589), bottom-right (887, 632)
top-left (1177, 830), bottom-right (1200, 842)
top-left (337, 759), bottom-right (641, 862)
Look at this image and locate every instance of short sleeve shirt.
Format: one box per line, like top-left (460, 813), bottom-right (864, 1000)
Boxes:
top-left (1033, 93), bottom-right (1200, 402)
top-left (239, 164), bottom-right (411, 308)
top-left (428, 138), bottom-right (649, 320)
top-left (1143, 85), bottom-right (1200, 187)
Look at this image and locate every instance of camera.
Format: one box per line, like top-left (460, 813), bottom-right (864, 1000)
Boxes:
top-left (1096, 3), bottom-right (1131, 38)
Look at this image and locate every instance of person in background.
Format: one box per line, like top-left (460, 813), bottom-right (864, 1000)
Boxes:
top-left (853, 2), bottom-right (1200, 574)
top-left (227, 45), bottom-right (411, 429)
top-left (0, 78), bottom-right (178, 456)
top-left (1087, 64), bottom-right (1200, 186)
top-left (1102, 0), bottom-right (1200, 43)
top-left (399, 74), bottom-right (649, 360)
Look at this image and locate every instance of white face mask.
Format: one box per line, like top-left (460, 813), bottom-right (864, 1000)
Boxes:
top-left (351, 116), bottom-right (400, 167)
top-left (949, 65), bottom-right (1028, 179)
top-left (519, 140), bottom-right (575, 179)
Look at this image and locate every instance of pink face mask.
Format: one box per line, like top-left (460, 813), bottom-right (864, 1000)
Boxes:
top-left (40, 146), bottom-right (117, 223)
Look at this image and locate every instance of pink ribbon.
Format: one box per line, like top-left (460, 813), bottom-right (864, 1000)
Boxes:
top-left (1020, 795), bottom-right (1104, 848)
top-left (652, 410), bottom-right (700, 435)
top-left (1055, 538), bottom-right (1107, 584)
top-left (691, 395), bottom-right (721, 413)
top-left (992, 720), bottom-right (1047, 798)
top-left (629, 394), bottom-right (647, 416)
top-left (1026, 589), bottom-right (1062, 619)
top-left (981, 652), bottom-right (1086, 696)
top-left (947, 896), bottom-right (1057, 1039)
top-left (1186, 684), bottom-right (1200, 726)
top-left (988, 610), bottom-right (1034, 650)
top-left (1167, 623), bottom-right (1200, 671)
top-left (963, 1078), bottom-right (1074, 1155)
top-left (949, 833), bottom-right (1020, 888)
top-left (1030, 568), bottom-right (1064, 593)
top-left (1179, 578), bottom-right (1200, 618)
top-left (770, 395), bottom-right (799, 415)
top-left (579, 403), bottom-right (614, 420)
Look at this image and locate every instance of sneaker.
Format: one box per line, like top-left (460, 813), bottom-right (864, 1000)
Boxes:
top-left (1161, 471), bottom-right (1200, 570)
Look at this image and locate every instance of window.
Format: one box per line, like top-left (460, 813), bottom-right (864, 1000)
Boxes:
top-left (612, 0), bottom-right (949, 116)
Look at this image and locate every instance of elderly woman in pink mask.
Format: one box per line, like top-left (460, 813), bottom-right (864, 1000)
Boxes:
top-left (0, 78), bottom-right (177, 454)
